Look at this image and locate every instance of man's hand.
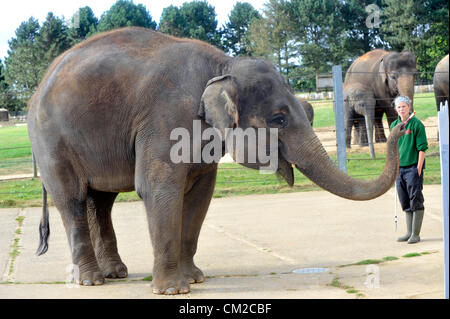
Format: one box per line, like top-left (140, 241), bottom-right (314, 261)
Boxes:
top-left (417, 151), bottom-right (426, 176)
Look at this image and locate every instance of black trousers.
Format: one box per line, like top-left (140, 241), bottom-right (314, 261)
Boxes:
top-left (396, 165), bottom-right (425, 212)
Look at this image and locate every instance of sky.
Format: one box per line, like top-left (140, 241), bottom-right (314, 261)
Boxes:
top-left (0, 0), bottom-right (267, 61)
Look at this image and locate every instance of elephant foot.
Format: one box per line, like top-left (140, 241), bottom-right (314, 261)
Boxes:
top-left (73, 264), bottom-right (105, 286)
top-left (152, 272), bottom-right (190, 295)
top-left (99, 259), bottom-right (128, 279)
top-left (182, 261), bottom-right (205, 284)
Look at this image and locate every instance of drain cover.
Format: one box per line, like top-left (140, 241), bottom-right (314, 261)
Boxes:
top-left (292, 268), bottom-right (328, 274)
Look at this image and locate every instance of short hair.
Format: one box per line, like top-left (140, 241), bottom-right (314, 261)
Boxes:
top-left (394, 95), bottom-right (411, 107)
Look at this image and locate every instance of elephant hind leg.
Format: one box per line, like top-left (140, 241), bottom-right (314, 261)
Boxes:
top-left (86, 189), bottom-right (128, 279)
top-left (43, 165), bottom-right (104, 286)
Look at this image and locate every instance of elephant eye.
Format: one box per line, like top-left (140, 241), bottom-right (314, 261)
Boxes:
top-left (271, 113), bottom-right (287, 128)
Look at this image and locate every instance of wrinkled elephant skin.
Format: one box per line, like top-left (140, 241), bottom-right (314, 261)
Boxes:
top-left (297, 98), bottom-right (314, 127)
top-left (433, 55), bottom-right (449, 113)
top-left (343, 83), bottom-right (376, 158)
top-left (344, 49), bottom-right (416, 155)
top-left (28, 28), bottom-right (405, 295)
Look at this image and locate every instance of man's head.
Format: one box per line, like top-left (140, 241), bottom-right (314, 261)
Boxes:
top-left (394, 95), bottom-right (411, 120)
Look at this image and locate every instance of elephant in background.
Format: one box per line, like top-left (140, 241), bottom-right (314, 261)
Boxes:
top-left (27, 27), bottom-right (405, 295)
top-left (433, 54), bottom-right (449, 113)
top-left (344, 49), bottom-right (417, 157)
top-left (344, 83), bottom-right (376, 158)
top-left (297, 98), bottom-right (314, 127)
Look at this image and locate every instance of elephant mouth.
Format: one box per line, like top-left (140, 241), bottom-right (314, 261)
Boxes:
top-left (276, 152), bottom-right (294, 186)
top-left (235, 140), bottom-right (294, 186)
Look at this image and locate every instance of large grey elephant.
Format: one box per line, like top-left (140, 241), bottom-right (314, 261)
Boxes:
top-left (433, 54), bottom-right (449, 113)
top-left (344, 49), bottom-right (416, 158)
top-left (28, 28), bottom-right (405, 295)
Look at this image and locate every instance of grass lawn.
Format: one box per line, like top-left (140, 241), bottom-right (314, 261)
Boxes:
top-left (0, 125), bottom-right (32, 158)
top-left (0, 125), bottom-right (33, 176)
top-left (0, 145), bottom-right (441, 208)
top-left (0, 92), bottom-right (442, 208)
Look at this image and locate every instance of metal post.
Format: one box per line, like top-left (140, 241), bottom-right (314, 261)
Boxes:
top-left (32, 152), bottom-right (37, 178)
top-left (438, 100), bottom-right (449, 299)
top-left (332, 65), bottom-right (347, 173)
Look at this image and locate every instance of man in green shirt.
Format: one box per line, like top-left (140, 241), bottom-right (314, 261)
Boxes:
top-left (390, 96), bottom-right (428, 244)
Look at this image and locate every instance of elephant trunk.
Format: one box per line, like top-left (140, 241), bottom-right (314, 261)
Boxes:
top-left (283, 124), bottom-right (404, 200)
top-left (397, 74), bottom-right (415, 109)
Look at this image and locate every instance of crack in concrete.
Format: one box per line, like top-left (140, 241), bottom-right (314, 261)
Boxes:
top-left (205, 223), bottom-right (298, 265)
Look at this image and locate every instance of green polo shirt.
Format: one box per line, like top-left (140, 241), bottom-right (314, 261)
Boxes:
top-left (390, 116), bottom-right (428, 167)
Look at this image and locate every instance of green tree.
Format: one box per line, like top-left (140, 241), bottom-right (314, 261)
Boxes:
top-left (37, 12), bottom-right (71, 77)
top-left (288, 0), bottom-right (348, 80)
top-left (341, 0), bottom-right (385, 57)
top-left (97, 0), bottom-right (157, 32)
top-left (222, 2), bottom-right (261, 56)
top-left (0, 59), bottom-right (7, 108)
top-left (68, 6), bottom-right (99, 44)
top-left (158, 5), bottom-right (186, 37)
top-left (247, 17), bottom-right (271, 58)
top-left (248, 0), bottom-right (297, 84)
top-left (158, 1), bottom-right (220, 46)
top-left (4, 18), bottom-right (42, 109)
top-left (381, 0), bottom-right (422, 52)
top-left (414, 0), bottom-right (449, 82)
top-left (7, 17), bottom-right (40, 52)
top-left (0, 60), bottom-right (5, 88)
top-left (0, 60), bottom-right (22, 114)
top-left (3, 13), bottom-right (71, 112)
top-left (381, 0), bottom-right (449, 82)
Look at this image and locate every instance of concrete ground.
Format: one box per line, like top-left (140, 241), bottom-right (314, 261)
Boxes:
top-left (0, 185), bottom-right (445, 299)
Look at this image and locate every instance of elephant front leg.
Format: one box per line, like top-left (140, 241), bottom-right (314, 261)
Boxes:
top-left (345, 113), bottom-right (353, 149)
top-left (357, 119), bottom-right (369, 146)
top-left (140, 172), bottom-right (190, 295)
top-left (181, 168), bottom-right (217, 284)
top-left (374, 109), bottom-right (387, 143)
top-left (365, 114), bottom-right (376, 159)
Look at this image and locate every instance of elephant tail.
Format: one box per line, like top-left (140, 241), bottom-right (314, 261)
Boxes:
top-left (36, 184), bottom-right (50, 256)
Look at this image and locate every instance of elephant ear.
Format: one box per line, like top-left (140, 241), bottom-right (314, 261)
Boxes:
top-left (199, 75), bottom-right (239, 138)
top-left (379, 58), bottom-right (387, 84)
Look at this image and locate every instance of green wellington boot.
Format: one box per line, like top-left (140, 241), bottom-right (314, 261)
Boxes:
top-left (408, 210), bottom-right (424, 244)
top-left (397, 211), bottom-right (413, 242)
